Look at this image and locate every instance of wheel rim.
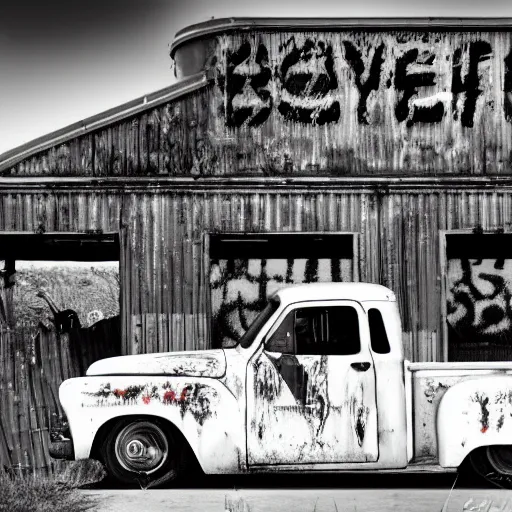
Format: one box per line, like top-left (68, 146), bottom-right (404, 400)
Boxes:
top-left (114, 421), bottom-right (169, 474)
top-left (487, 446), bottom-right (512, 476)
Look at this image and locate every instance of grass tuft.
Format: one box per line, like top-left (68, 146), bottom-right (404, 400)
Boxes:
top-left (0, 470), bottom-right (98, 512)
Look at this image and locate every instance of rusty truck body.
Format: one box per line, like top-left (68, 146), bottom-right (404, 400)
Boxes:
top-left (51, 282), bottom-right (512, 487)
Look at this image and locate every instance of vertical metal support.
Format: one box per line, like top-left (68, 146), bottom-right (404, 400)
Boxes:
top-left (404, 359), bottom-right (414, 462)
top-left (353, 233), bottom-right (360, 281)
top-left (439, 230), bottom-right (449, 362)
top-left (203, 232), bottom-right (212, 349)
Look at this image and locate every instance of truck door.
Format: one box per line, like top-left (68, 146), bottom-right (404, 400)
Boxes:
top-left (247, 300), bottom-right (378, 466)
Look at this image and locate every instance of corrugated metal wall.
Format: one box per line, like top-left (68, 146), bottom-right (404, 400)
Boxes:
top-left (2, 187), bottom-right (512, 361)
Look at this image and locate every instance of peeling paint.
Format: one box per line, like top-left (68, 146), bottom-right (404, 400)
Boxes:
top-left (472, 392), bottom-right (490, 433)
top-left (81, 381), bottom-right (219, 426)
top-left (424, 380), bottom-right (449, 404)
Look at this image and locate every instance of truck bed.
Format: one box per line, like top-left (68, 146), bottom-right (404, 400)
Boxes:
top-left (405, 361), bottom-right (512, 464)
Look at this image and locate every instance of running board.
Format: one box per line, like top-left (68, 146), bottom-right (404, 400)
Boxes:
top-left (249, 463), bottom-right (456, 473)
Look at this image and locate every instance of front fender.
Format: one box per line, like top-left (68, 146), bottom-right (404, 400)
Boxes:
top-left (59, 375), bottom-right (245, 474)
top-left (437, 375), bottom-right (512, 467)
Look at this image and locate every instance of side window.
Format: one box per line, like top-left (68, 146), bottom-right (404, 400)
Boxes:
top-left (266, 306), bottom-right (361, 355)
top-left (265, 312), bottom-right (294, 353)
top-left (368, 308), bottom-right (391, 354)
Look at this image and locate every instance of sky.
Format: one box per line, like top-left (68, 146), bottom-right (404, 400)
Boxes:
top-left (1, 0), bottom-right (512, 156)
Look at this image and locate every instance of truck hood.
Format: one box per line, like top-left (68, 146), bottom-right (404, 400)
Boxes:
top-left (86, 349), bottom-right (226, 378)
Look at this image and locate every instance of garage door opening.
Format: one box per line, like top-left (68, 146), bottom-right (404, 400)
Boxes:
top-left (209, 233), bottom-right (358, 348)
top-left (445, 232), bottom-right (512, 361)
top-left (0, 232), bottom-right (119, 332)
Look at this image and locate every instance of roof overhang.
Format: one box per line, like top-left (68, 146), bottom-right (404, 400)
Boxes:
top-left (170, 17), bottom-right (512, 58)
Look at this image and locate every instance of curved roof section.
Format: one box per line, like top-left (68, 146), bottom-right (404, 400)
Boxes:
top-left (170, 16), bottom-right (512, 58)
top-left (0, 72), bottom-right (208, 174)
top-left (274, 282), bottom-right (396, 304)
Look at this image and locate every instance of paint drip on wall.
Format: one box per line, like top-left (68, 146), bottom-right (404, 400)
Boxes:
top-left (210, 258), bottom-right (353, 347)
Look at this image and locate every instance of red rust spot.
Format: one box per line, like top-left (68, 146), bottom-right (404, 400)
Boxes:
top-left (180, 387), bottom-right (188, 402)
top-left (142, 395), bottom-right (151, 404)
top-left (481, 426), bottom-right (489, 433)
top-left (113, 389), bottom-right (126, 398)
top-left (163, 390), bottom-right (176, 403)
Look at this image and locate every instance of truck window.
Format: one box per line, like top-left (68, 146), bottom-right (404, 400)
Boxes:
top-left (368, 308), bottom-right (391, 354)
top-left (266, 306), bottom-right (361, 355)
top-left (238, 298), bottom-right (280, 348)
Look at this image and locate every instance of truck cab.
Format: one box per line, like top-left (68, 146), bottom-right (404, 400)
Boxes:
top-left (239, 282), bottom-right (407, 469)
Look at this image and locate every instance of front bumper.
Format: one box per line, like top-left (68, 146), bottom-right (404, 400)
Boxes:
top-left (49, 413), bottom-right (75, 460)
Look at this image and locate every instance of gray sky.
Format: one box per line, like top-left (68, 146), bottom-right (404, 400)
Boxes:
top-left (1, 0), bottom-right (512, 155)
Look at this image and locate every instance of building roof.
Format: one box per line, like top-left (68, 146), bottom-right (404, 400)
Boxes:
top-left (274, 282), bottom-right (396, 304)
top-left (170, 16), bottom-right (512, 58)
top-left (0, 73), bottom-right (208, 174)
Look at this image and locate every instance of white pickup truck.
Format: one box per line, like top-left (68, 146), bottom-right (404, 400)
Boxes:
top-left (51, 283), bottom-right (512, 487)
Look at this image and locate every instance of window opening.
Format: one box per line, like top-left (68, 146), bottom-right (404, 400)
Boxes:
top-left (266, 305), bottom-right (361, 355)
top-left (445, 232), bottom-right (512, 361)
top-left (209, 233), bottom-right (356, 348)
top-left (368, 308), bottom-right (390, 354)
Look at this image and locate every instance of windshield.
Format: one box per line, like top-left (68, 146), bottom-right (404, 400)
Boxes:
top-left (238, 298), bottom-right (280, 349)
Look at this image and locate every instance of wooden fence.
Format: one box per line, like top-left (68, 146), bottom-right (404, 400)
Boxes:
top-left (0, 317), bottom-right (121, 476)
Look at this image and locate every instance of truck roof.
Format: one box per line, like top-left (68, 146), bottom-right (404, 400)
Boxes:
top-left (273, 282), bottom-right (396, 304)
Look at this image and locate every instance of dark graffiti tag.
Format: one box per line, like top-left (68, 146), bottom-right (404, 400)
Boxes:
top-left (218, 42), bottom-right (272, 127)
top-left (504, 48), bottom-right (512, 122)
top-left (215, 38), bottom-right (502, 128)
top-left (343, 42), bottom-right (385, 125)
top-left (277, 38), bottom-right (340, 125)
top-left (451, 41), bottom-right (493, 128)
top-left (447, 259), bottom-right (512, 346)
top-left (210, 258), bottom-right (346, 348)
top-left (394, 49), bottom-right (445, 127)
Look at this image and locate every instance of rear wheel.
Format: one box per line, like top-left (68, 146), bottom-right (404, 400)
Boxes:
top-left (101, 418), bottom-right (181, 488)
top-left (469, 446), bottom-right (512, 489)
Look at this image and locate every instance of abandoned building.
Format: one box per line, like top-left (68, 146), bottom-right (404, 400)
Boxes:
top-left (2, 17), bottom-right (512, 363)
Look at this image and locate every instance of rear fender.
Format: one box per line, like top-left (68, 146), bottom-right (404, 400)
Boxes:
top-left (437, 375), bottom-right (512, 467)
top-left (59, 375), bottom-right (245, 474)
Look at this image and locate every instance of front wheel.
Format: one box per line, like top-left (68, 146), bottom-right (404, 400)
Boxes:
top-left (101, 418), bottom-right (180, 488)
top-left (469, 445), bottom-right (512, 489)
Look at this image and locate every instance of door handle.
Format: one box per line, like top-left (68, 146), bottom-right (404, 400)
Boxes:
top-left (351, 362), bottom-right (371, 372)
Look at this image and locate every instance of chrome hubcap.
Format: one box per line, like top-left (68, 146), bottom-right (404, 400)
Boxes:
top-left (115, 422), bottom-right (169, 474)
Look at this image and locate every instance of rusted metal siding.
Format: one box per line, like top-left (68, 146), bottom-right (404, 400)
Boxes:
top-left (207, 30), bottom-right (512, 176)
top-left (2, 186), bottom-right (512, 360)
top-left (5, 31), bottom-right (512, 178)
top-left (118, 188), bottom-right (512, 360)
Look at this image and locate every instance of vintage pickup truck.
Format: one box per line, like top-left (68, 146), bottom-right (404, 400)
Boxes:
top-left (51, 283), bottom-right (512, 487)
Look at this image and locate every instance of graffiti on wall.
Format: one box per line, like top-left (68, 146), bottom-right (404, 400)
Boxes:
top-left (210, 258), bottom-right (353, 347)
top-left (447, 259), bottom-right (512, 345)
top-left (215, 34), bottom-right (504, 129)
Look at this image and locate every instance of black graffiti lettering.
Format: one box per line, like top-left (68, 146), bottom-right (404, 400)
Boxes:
top-left (221, 41), bottom-right (273, 127)
top-left (504, 48), bottom-right (512, 122)
top-left (278, 38), bottom-right (340, 125)
top-left (210, 258), bottom-right (344, 347)
top-left (343, 42), bottom-right (385, 124)
top-left (448, 258), bottom-right (512, 346)
top-left (452, 41), bottom-right (492, 128)
top-left (394, 49), bottom-right (444, 127)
